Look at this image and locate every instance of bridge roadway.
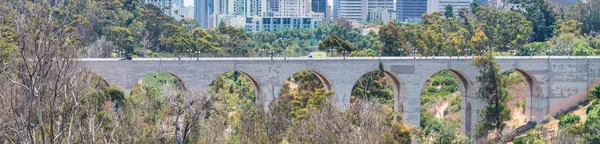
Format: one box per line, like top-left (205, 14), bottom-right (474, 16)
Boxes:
top-left (79, 56), bottom-right (600, 133)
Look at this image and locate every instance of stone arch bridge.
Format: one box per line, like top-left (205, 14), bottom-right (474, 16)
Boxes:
top-left (79, 56), bottom-right (600, 133)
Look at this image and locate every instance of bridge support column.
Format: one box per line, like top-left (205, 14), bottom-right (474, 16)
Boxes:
top-left (403, 81), bottom-right (424, 127)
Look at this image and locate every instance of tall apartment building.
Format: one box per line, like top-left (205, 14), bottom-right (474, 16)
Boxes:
top-left (336, 0), bottom-right (395, 23)
top-left (204, 0), bottom-right (269, 28)
top-left (276, 0), bottom-right (324, 19)
top-left (396, 0), bottom-right (427, 22)
top-left (246, 0), bottom-right (324, 32)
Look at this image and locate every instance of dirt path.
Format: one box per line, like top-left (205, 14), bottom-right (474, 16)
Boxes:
top-left (427, 91), bottom-right (460, 119)
top-left (437, 102), bottom-right (450, 118)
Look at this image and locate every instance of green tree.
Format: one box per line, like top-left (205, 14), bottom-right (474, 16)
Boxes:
top-left (159, 24), bottom-right (193, 58)
top-left (471, 52), bottom-right (511, 138)
top-left (568, 0), bottom-right (600, 34)
top-left (445, 4), bottom-right (454, 18)
top-left (523, 0), bottom-right (558, 42)
top-left (379, 22), bottom-right (407, 56)
top-left (318, 35), bottom-right (356, 53)
top-left (107, 26), bottom-right (135, 54)
top-left (191, 28), bottom-right (220, 54)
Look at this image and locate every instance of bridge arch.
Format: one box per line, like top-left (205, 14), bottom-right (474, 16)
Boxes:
top-left (208, 71), bottom-right (264, 104)
top-left (510, 69), bottom-right (545, 122)
top-left (309, 70), bottom-right (334, 92)
top-left (278, 70), bottom-right (334, 92)
top-left (420, 69), bottom-right (475, 133)
top-left (349, 70), bottom-right (407, 112)
top-left (130, 72), bottom-right (188, 96)
top-left (275, 70), bottom-right (335, 103)
top-left (90, 72), bottom-right (110, 87)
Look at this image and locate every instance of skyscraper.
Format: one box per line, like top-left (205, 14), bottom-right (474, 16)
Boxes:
top-left (396, 0), bottom-right (427, 22)
top-left (312, 0), bottom-right (327, 18)
top-left (195, 0), bottom-right (214, 28)
top-left (333, 0), bottom-right (340, 19)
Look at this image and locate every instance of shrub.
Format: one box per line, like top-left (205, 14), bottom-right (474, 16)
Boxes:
top-left (513, 133), bottom-right (542, 144)
top-left (427, 87), bottom-right (438, 93)
top-left (440, 77), bottom-right (458, 86)
top-left (440, 85), bottom-right (458, 93)
top-left (503, 71), bottom-right (522, 86)
top-left (584, 101), bottom-right (600, 142)
top-left (559, 113), bottom-right (580, 128)
top-left (588, 85), bottom-right (600, 100)
top-left (107, 86), bottom-right (125, 107)
top-left (517, 99), bottom-right (526, 111)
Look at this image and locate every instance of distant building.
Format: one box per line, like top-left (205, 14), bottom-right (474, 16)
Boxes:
top-left (428, 0), bottom-right (471, 17)
top-left (144, 0), bottom-right (175, 16)
top-left (336, 0), bottom-right (395, 23)
top-left (326, 5), bottom-right (333, 20)
top-left (396, 0), bottom-right (427, 22)
top-left (206, 0), bottom-right (269, 29)
top-left (175, 0), bottom-right (184, 8)
top-left (245, 17), bottom-right (321, 32)
top-left (332, 0), bottom-right (338, 19)
top-left (276, 0), bottom-right (324, 19)
top-left (194, 0), bottom-right (325, 31)
top-left (312, 0), bottom-right (327, 18)
top-left (182, 6), bottom-right (195, 19)
top-left (245, 0), bottom-right (324, 32)
top-left (269, 0), bottom-right (280, 16)
top-left (195, 0), bottom-right (214, 28)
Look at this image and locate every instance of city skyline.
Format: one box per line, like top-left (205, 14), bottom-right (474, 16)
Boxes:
top-left (185, 0), bottom-right (336, 7)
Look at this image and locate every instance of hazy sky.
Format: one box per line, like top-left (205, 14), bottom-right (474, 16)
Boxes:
top-left (183, 0), bottom-right (335, 7)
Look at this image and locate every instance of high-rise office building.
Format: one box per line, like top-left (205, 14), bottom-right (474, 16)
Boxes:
top-left (195, 0), bottom-right (214, 28)
top-left (396, 0), bottom-right (427, 22)
top-left (333, 0), bottom-right (340, 19)
top-left (337, 0), bottom-right (394, 23)
top-left (312, 0), bottom-right (327, 18)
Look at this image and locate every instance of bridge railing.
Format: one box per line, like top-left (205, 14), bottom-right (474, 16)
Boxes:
top-left (75, 56), bottom-right (600, 61)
